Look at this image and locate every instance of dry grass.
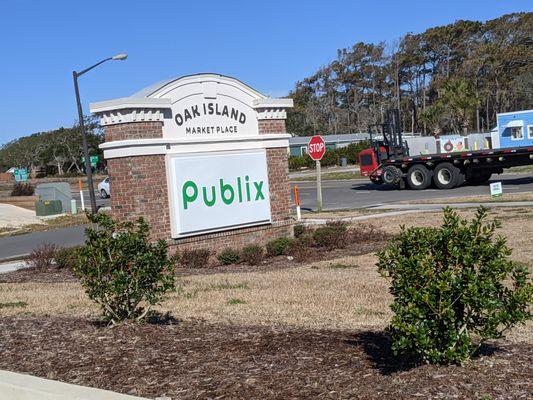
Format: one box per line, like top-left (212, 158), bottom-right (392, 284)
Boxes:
top-left (303, 208), bottom-right (394, 219)
top-left (361, 207), bottom-right (533, 267)
top-left (0, 207), bottom-right (531, 344)
top-left (406, 192), bottom-right (533, 204)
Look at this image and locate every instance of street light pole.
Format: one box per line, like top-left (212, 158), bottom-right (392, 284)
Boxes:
top-left (72, 71), bottom-right (97, 214)
top-left (72, 54), bottom-right (127, 214)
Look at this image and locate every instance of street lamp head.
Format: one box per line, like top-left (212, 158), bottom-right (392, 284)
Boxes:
top-left (112, 53), bottom-right (128, 60)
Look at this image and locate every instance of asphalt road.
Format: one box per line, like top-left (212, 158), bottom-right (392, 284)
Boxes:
top-left (292, 173), bottom-right (533, 211)
top-left (0, 225), bottom-right (87, 261)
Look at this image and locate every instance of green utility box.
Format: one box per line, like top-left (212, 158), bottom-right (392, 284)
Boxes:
top-left (35, 200), bottom-right (63, 216)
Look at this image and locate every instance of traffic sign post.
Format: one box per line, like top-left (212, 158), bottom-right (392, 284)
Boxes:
top-left (307, 135), bottom-right (326, 212)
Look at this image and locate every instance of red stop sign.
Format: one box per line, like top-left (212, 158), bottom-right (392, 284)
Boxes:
top-left (307, 135), bottom-right (326, 161)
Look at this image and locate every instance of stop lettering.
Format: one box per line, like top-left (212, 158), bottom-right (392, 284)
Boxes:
top-left (307, 135), bottom-right (326, 161)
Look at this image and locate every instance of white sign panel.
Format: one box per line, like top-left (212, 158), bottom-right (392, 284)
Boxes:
top-left (170, 97), bottom-right (258, 138)
top-left (167, 150), bottom-right (271, 237)
top-left (490, 182), bottom-right (503, 197)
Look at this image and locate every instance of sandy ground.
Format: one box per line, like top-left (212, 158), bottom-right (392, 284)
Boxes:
top-left (0, 203), bottom-right (43, 228)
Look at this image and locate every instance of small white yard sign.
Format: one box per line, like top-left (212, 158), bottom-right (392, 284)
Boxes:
top-left (490, 182), bottom-right (503, 198)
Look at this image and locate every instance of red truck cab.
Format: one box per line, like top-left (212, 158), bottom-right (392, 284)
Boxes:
top-left (359, 147), bottom-right (388, 178)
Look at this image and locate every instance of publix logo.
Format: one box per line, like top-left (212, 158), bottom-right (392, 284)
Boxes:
top-left (181, 176), bottom-right (265, 210)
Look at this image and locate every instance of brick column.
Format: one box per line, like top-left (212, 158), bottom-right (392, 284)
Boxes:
top-left (104, 121), bottom-right (171, 241)
top-left (259, 119), bottom-right (292, 225)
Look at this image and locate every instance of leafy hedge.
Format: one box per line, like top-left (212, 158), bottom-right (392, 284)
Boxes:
top-left (289, 141), bottom-right (369, 171)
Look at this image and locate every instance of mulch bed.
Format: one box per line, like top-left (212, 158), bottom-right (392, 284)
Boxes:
top-left (0, 265), bottom-right (77, 283)
top-left (0, 316), bottom-right (531, 399)
top-left (0, 239), bottom-right (388, 283)
top-left (174, 240), bottom-right (387, 277)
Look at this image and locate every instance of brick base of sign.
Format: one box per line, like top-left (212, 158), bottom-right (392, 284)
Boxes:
top-left (169, 220), bottom-right (294, 254)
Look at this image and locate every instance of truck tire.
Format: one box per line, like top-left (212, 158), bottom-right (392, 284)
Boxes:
top-left (433, 162), bottom-right (459, 189)
top-left (406, 165), bottom-right (432, 190)
top-left (456, 171), bottom-right (466, 187)
top-left (381, 165), bottom-right (402, 185)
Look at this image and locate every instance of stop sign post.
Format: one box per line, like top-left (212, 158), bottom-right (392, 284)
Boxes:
top-left (307, 135), bottom-right (326, 211)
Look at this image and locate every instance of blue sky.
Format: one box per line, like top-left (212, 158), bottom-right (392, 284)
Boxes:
top-left (0, 0), bottom-right (530, 145)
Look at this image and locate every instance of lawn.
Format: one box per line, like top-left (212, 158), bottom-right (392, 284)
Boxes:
top-left (291, 170), bottom-right (363, 181)
top-left (0, 207), bottom-right (531, 399)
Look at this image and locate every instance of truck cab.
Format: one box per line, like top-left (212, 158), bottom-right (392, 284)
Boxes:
top-left (359, 147), bottom-right (388, 178)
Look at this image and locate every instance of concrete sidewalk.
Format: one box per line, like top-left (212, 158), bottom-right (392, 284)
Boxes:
top-left (0, 260), bottom-right (26, 274)
top-left (0, 370), bottom-right (148, 400)
top-left (301, 201), bottom-right (533, 225)
top-left (0, 203), bottom-right (43, 229)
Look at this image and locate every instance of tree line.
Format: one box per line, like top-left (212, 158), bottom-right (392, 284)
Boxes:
top-left (0, 117), bottom-right (102, 174)
top-left (287, 13), bottom-right (532, 136)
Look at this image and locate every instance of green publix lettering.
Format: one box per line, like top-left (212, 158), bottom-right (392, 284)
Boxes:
top-left (182, 176), bottom-right (265, 209)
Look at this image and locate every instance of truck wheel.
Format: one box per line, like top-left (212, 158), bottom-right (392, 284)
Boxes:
top-left (381, 166), bottom-right (402, 185)
top-left (456, 171), bottom-right (466, 187)
top-left (406, 165), bottom-right (432, 190)
top-left (433, 163), bottom-right (459, 189)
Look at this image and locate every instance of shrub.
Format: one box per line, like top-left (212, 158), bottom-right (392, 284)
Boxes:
top-left (266, 237), bottom-right (292, 257)
top-left (345, 223), bottom-right (387, 244)
top-left (177, 249), bottom-right (211, 268)
top-left (25, 243), bottom-right (57, 269)
top-left (293, 224), bottom-right (306, 238)
top-left (286, 235), bottom-right (315, 262)
top-left (217, 248), bottom-right (241, 265)
top-left (319, 150), bottom-right (340, 167)
top-left (378, 207), bottom-right (532, 365)
top-left (54, 246), bottom-right (80, 269)
top-left (288, 155), bottom-right (314, 171)
top-left (241, 245), bottom-right (264, 265)
top-left (313, 221), bottom-right (348, 250)
top-left (11, 182), bottom-right (35, 196)
top-left (73, 213), bottom-right (175, 325)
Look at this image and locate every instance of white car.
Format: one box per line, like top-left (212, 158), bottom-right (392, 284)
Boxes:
top-left (97, 177), bottom-right (110, 198)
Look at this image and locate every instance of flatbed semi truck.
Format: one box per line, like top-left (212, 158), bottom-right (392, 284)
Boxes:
top-left (358, 109), bottom-right (533, 190)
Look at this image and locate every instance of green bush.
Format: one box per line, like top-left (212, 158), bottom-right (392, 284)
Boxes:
top-left (286, 235), bottom-right (315, 262)
top-left (217, 248), bottom-right (241, 265)
top-left (313, 222), bottom-right (348, 250)
top-left (241, 245), bottom-right (264, 265)
top-left (293, 224), bottom-right (306, 238)
top-left (54, 246), bottom-right (80, 269)
top-left (11, 182), bottom-right (35, 196)
top-left (335, 141), bottom-right (370, 164)
top-left (288, 155), bottom-right (314, 171)
top-left (319, 150), bottom-right (340, 167)
top-left (73, 213), bottom-right (175, 325)
top-left (378, 207), bottom-right (532, 365)
top-left (177, 249), bottom-right (211, 268)
top-left (266, 237), bottom-right (292, 257)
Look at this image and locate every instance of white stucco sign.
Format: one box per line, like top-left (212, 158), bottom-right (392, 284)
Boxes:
top-left (167, 150), bottom-right (271, 237)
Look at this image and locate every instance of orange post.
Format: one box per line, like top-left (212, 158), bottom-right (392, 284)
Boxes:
top-left (294, 185), bottom-right (301, 220)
